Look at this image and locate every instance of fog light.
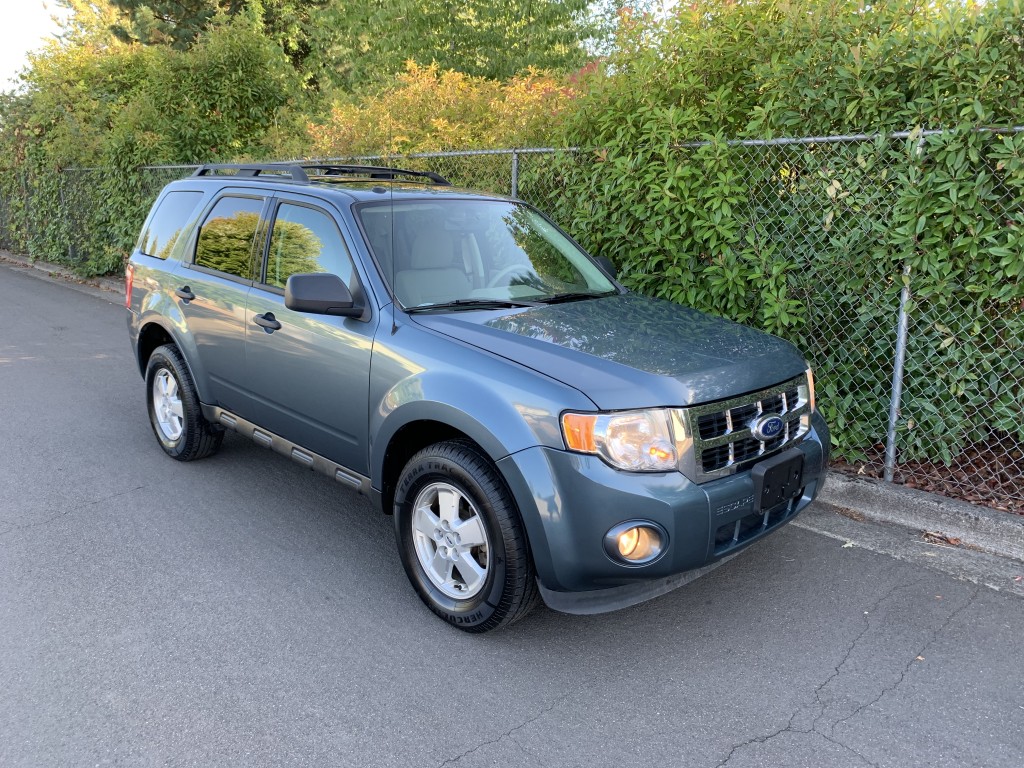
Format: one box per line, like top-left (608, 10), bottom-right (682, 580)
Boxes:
top-left (605, 522), bottom-right (666, 565)
top-left (618, 527), bottom-right (641, 557)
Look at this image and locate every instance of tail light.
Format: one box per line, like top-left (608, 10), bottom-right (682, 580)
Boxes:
top-left (125, 262), bottom-right (134, 309)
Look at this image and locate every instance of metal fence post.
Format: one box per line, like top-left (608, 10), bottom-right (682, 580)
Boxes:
top-left (884, 262), bottom-right (912, 482)
top-left (58, 170), bottom-right (75, 264)
top-left (20, 170), bottom-right (31, 257)
top-left (883, 134), bottom-right (928, 482)
top-left (510, 149), bottom-right (519, 198)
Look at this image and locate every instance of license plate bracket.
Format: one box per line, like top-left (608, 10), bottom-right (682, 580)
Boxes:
top-left (752, 449), bottom-right (805, 512)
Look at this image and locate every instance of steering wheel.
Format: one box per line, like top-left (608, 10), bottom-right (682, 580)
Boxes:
top-left (486, 264), bottom-right (533, 289)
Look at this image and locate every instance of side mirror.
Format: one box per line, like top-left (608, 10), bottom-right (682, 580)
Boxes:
top-left (285, 273), bottom-right (361, 317)
top-left (595, 255), bottom-right (618, 280)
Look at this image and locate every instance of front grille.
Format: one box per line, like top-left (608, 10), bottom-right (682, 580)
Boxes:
top-left (679, 375), bottom-right (811, 483)
top-left (696, 385), bottom-right (799, 441)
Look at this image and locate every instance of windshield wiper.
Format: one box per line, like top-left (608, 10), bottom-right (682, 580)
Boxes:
top-left (537, 291), bottom-right (615, 305)
top-left (405, 298), bottom-right (542, 313)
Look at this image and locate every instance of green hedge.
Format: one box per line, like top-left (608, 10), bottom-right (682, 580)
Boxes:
top-left (526, 0), bottom-right (1024, 469)
top-left (1, 0), bottom-right (1022, 478)
top-left (521, 129), bottom-right (1024, 469)
top-left (0, 15), bottom-right (305, 275)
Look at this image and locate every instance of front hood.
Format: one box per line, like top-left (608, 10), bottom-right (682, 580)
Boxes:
top-left (410, 294), bottom-right (807, 410)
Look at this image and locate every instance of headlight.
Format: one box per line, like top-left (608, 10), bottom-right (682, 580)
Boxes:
top-left (562, 408), bottom-right (678, 472)
top-left (801, 366), bottom-right (816, 411)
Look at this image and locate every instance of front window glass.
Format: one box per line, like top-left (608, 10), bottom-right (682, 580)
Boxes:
top-left (264, 203), bottom-right (353, 290)
top-left (357, 200), bottom-right (615, 308)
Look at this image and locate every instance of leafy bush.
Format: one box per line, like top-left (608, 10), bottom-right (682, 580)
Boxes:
top-left (306, 62), bottom-right (575, 156)
top-left (542, 0), bottom-right (1024, 464)
top-left (0, 15), bottom-right (306, 275)
top-left (3, 0), bottom-right (1023, 477)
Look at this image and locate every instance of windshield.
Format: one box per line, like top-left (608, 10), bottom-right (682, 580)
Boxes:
top-left (356, 199), bottom-right (616, 308)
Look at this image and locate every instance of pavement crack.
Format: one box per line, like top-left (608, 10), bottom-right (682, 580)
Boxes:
top-left (715, 719), bottom-right (795, 768)
top-left (818, 731), bottom-right (879, 767)
top-left (436, 695), bottom-right (565, 767)
top-left (0, 485), bottom-right (146, 539)
top-left (713, 577), bottom-right (927, 768)
top-left (715, 714), bottom-right (879, 768)
top-left (805, 576), bottom-right (929, 733)
top-left (828, 585), bottom-right (982, 738)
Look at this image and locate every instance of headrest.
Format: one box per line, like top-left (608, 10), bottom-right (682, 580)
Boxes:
top-left (410, 230), bottom-right (457, 269)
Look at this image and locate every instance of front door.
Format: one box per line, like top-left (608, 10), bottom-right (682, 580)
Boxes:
top-left (244, 196), bottom-right (377, 474)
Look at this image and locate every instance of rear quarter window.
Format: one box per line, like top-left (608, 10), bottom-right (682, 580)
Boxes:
top-left (138, 191), bottom-right (204, 259)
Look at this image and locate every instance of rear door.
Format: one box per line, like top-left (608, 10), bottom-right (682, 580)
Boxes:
top-left (176, 191), bottom-right (268, 414)
top-left (244, 193), bottom-right (378, 474)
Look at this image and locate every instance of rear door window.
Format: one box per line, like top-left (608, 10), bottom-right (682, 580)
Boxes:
top-left (194, 196), bottom-right (265, 281)
top-left (138, 191), bottom-right (203, 259)
top-left (263, 202), bottom-right (354, 289)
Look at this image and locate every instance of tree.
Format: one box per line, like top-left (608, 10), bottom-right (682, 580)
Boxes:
top-left (103, 1), bottom-right (228, 49)
top-left (54, 1), bottom-right (126, 45)
top-left (316, 0), bottom-right (599, 89)
top-left (56, 1), bottom-right (328, 74)
top-left (55, 1), bottom-right (610, 91)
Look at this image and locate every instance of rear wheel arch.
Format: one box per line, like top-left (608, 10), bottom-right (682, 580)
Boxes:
top-left (136, 321), bottom-right (176, 375)
top-left (145, 344), bottom-right (223, 461)
top-left (136, 321), bottom-right (207, 405)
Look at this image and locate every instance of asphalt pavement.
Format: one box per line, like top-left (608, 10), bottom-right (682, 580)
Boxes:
top-left (1, 261), bottom-right (1023, 768)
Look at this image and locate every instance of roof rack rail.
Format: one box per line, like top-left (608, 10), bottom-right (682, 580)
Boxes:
top-left (190, 163), bottom-right (451, 186)
top-left (192, 164), bottom-right (310, 181)
top-left (301, 164), bottom-right (452, 186)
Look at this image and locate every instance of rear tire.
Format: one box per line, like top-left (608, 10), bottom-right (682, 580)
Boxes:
top-left (145, 344), bottom-right (222, 461)
top-left (394, 440), bottom-right (538, 632)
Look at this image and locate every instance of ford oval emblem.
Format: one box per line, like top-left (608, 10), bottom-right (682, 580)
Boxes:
top-left (751, 414), bottom-right (785, 441)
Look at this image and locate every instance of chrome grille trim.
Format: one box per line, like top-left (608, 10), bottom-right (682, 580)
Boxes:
top-left (675, 374), bottom-right (811, 484)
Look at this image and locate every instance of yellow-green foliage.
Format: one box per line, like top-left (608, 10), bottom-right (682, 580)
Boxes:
top-left (306, 62), bottom-right (575, 156)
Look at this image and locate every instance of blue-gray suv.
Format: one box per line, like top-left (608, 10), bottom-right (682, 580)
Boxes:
top-left (126, 163), bottom-right (830, 632)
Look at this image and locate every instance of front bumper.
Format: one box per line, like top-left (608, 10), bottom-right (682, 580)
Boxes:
top-left (496, 411), bottom-right (829, 613)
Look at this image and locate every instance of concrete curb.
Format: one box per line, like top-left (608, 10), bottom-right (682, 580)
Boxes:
top-left (0, 251), bottom-right (124, 295)
top-left (819, 471), bottom-right (1024, 562)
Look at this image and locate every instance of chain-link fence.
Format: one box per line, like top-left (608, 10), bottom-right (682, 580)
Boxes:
top-left (693, 136), bottom-right (909, 485)
top-left (359, 135), bottom-right (1024, 512)
top-left (1, 131), bottom-right (1021, 511)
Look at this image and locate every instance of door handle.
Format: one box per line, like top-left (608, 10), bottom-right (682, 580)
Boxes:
top-left (253, 312), bottom-right (282, 332)
top-left (175, 286), bottom-right (195, 302)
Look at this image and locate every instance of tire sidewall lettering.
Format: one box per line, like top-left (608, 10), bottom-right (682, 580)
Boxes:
top-left (394, 448), bottom-right (513, 629)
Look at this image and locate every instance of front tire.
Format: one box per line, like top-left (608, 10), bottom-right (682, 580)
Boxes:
top-left (394, 441), bottom-right (538, 632)
top-left (145, 344), bottom-right (223, 461)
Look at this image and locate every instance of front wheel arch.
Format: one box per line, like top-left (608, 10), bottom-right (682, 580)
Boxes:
top-left (373, 404), bottom-right (513, 512)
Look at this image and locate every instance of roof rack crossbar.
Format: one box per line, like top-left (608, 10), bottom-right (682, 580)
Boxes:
top-left (190, 163), bottom-right (451, 186)
top-left (192, 164), bottom-right (309, 182)
top-left (300, 164), bottom-right (451, 185)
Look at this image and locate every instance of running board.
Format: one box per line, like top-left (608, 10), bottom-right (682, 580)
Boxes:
top-left (202, 405), bottom-right (371, 497)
